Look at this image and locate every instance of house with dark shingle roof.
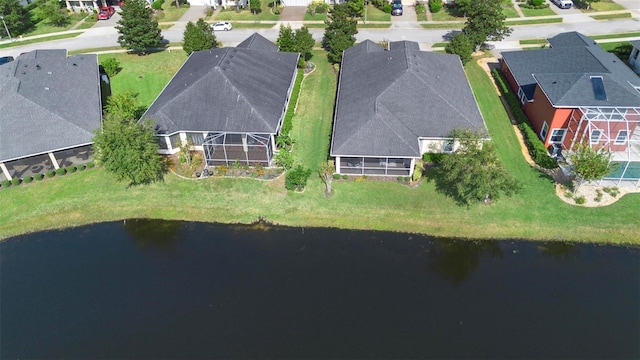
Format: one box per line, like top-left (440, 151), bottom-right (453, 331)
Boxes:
top-left (330, 40), bottom-right (487, 177)
top-left (142, 33), bottom-right (299, 167)
top-left (630, 40), bottom-right (640, 75)
top-left (0, 49), bottom-right (104, 182)
top-left (500, 31), bottom-right (640, 186)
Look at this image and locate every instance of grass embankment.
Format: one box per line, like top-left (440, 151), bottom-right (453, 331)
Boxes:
top-left (2, 51), bottom-right (639, 243)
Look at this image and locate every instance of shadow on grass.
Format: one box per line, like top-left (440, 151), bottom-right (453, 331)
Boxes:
top-left (423, 164), bottom-right (469, 207)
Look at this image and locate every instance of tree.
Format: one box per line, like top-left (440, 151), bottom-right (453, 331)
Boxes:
top-left (462, 0), bottom-right (512, 49)
top-left (93, 92), bottom-right (165, 186)
top-left (276, 24), bottom-right (296, 52)
top-left (574, 0), bottom-right (599, 9)
top-left (437, 128), bottom-right (520, 206)
top-left (322, 3), bottom-right (357, 64)
top-left (454, 0), bottom-right (472, 17)
top-left (182, 18), bottom-right (218, 55)
top-left (347, 0), bottom-right (365, 18)
top-left (116, 0), bottom-right (163, 53)
top-left (0, 0), bottom-right (29, 37)
top-left (35, 0), bottom-right (69, 27)
top-left (445, 32), bottom-right (474, 65)
top-left (569, 142), bottom-right (615, 191)
top-left (318, 160), bottom-right (335, 197)
top-left (294, 26), bottom-right (315, 61)
top-left (250, 0), bottom-right (261, 14)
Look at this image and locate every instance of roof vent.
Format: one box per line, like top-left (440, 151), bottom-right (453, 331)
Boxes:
top-left (45, 87), bottom-right (49, 90)
top-left (590, 76), bottom-right (607, 101)
top-left (47, 71), bottom-right (52, 75)
top-left (36, 64), bottom-right (41, 70)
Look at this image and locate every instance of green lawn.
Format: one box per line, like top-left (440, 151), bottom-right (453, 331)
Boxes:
top-left (303, 13), bottom-right (327, 21)
top-left (214, 2), bottom-right (279, 21)
top-left (505, 17), bottom-right (562, 25)
top-left (580, 0), bottom-right (624, 12)
top-left (158, 1), bottom-right (190, 22)
top-left (364, 5), bottom-right (390, 21)
top-left (421, 22), bottom-right (463, 29)
top-left (229, 22), bottom-right (277, 28)
top-left (430, 8), bottom-right (464, 21)
top-left (2, 51), bottom-right (640, 243)
top-left (519, 39), bottom-right (548, 45)
top-left (23, 13), bottom-right (89, 37)
top-left (598, 41), bottom-right (631, 51)
top-left (590, 12), bottom-right (631, 20)
top-left (519, 5), bottom-right (556, 17)
top-left (502, 0), bottom-right (520, 18)
top-left (0, 32), bottom-right (81, 49)
top-left (590, 31), bottom-right (640, 40)
top-left (98, 51), bottom-right (188, 108)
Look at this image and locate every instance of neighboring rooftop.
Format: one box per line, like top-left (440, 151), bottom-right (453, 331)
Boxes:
top-left (0, 50), bottom-right (102, 162)
top-left (331, 40), bottom-right (486, 158)
top-left (143, 34), bottom-right (299, 135)
top-left (501, 31), bottom-right (640, 107)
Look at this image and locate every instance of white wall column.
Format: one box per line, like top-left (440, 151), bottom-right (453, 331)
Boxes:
top-left (48, 152), bottom-right (60, 169)
top-left (0, 162), bottom-right (12, 181)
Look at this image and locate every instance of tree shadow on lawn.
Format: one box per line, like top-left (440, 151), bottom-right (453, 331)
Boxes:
top-left (423, 164), bottom-right (469, 207)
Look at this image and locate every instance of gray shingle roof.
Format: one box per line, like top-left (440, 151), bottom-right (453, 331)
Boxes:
top-left (331, 41), bottom-right (486, 158)
top-left (236, 33), bottom-right (279, 52)
top-left (143, 34), bottom-right (299, 135)
top-left (501, 32), bottom-right (640, 107)
top-left (0, 51), bottom-right (102, 162)
top-left (631, 40), bottom-right (640, 49)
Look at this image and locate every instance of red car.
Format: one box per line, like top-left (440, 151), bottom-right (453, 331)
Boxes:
top-left (98, 6), bottom-right (115, 20)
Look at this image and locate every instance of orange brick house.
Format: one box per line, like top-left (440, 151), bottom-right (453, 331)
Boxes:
top-left (500, 32), bottom-right (640, 186)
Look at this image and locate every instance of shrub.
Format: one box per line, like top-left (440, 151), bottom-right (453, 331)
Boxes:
top-left (307, 0), bottom-right (329, 14)
top-left (415, 3), bottom-right (426, 13)
top-left (78, 164), bottom-right (86, 171)
top-left (46, 170), bottom-right (56, 178)
top-left (206, 6), bottom-right (214, 16)
top-left (342, 174), bottom-right (349, 180)
top-left (403, 176), bottom-right (411, 182)
top-left (423, 152), bottom-right (447, 164)
top-left (11, 178), bottom-right (22, 186)
top-left (492, 69), bottom-right (557, 169)
top-left (275, 151), bottom-right (294, 170)
top-left (285, 165), bottom-right (311, 191)
top-left (333, 173), bottom-right (341, 180)
top-left (574, 196), bottom-right (586, 205)
top-left (23, 176), bottom-right (34, 184)
top-left (397, 176), bottom-right (403, 181)
top-left (383, 4), bottom-right (392, 13)
top-left (100, 57), bottom-right (120, 78)
top-left (152, 0), bottom-right (163, 9)
top-left (68, 166), bottom-right (77, 173)
top-left (412, 162), bottom-right (423, 182)
top-left (35, 173), bottom-right (45, 181)
top-left (429, 0), bottom-right (442, 12)
top-left (2, 180), bottom-right (11, 188)
top-left (594, 189), bottom-right (603, 202)
top-left (280, 70), bottom-right (304, 137)
top-left (56, 168), bottom-right (67, 176)
top-left (86, 162), bottom-right (95, 168)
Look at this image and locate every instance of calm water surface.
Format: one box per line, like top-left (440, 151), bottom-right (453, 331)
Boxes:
top-left (1, 220), bottom-right (639, 359)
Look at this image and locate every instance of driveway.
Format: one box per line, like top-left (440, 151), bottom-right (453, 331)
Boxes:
top-left (390, 4), bottom-right (420, 29)
top-left (280, 6), bottom-right (307, 21)
top-left (92, 8), bottom-right (122, 28)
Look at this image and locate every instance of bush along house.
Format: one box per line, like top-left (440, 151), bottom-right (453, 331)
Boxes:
top-left (500, 32), bottom-right (640, 186)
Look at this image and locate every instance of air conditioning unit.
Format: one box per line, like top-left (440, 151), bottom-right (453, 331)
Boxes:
top-left (548, 144), bottom-right (564, 161)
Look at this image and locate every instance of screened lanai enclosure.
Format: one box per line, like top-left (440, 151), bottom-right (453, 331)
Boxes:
top-left (202, 132), bottom-right (274, 166)
top-left (336, 157), bottom-right (413, 176)
top-left (565, 107), bottom-right (640, 187)
top-left (0, 145), bottom-right (93, 181)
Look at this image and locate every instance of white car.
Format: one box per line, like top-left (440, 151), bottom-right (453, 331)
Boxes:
top-left (212, 22), bottom-right (232, 31)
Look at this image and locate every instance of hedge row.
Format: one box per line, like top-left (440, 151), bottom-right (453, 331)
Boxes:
top-left (280, 69), bottom-right (305, 138)
top-left (0, 162), bottom-right (94, 189)
top-left (491, 69), bottom-right (558, 169)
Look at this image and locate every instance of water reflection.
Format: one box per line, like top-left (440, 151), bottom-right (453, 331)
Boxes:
top-left (425, 240), bottom-right (503, 284)
top-left (123, 219), bottom-right (182, 252)
top-left (537, 241), bottom-right (579, 261)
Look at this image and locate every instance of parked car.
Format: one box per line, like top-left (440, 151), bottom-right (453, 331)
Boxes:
top-left (98, 6), bottom-right (115, 20)
top-left (0, 56), bottom-right (14, 66)
top-left (552, 0), bottom-right (573, 9)
top-left (391, 0), bottom-right (403, 16)
top-left (212, 21), bottom-right (232, 31)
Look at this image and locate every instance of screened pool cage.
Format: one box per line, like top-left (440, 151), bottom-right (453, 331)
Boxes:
top-left (202, 132), bottom-right (274, 167)
top-left (565, 107), bottom-right (640, 187)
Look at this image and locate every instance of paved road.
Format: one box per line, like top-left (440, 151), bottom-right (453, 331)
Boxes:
top-left (1, 9), bottom-right (639, 58)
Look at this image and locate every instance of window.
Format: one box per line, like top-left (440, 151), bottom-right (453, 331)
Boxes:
top-left (169, 133), bottom-right (181, 149)
top-left (590, 129), bottom-right (602, 144)
top-left (188, 132), bottom-right (204, 145)
top-left (549, 129), bottom-right (565, 144)
top-left (540, 122), bottom-right (549, 141)
top-left (443, 140), bottom-right (454, 153)
top-left (615, 130), bottom-right (628, 145)
top-left (517, 88), bottom-right (527, 104)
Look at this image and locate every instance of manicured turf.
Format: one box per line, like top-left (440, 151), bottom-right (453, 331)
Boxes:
top-left (214, 2), bottom-right (279, 21)
top-left (0, 33), bottom-right (81, 49)
top-left (98, 51), bottom-right (188, 108)
top-left (590, 12), bottom-right (632, 20)
top-left (519, 6), bottom-right (556, 17)
top-left (22, 13), bottom-right (89, 36)
top-left (364, 5), bottom-right (391, 21)
top-left (505, 17), bottom-right (562, 25)
top-left (580, 0), bottom-right (625, 12)
top-left (159, 1), bottom-right (190, 22)
top-left (590, 31), bottom-right (640, 40)
top-left (2, 51), bottom-right (639, 243)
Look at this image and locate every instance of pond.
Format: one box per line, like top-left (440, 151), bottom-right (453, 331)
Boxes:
top-left (1, 220), bottom-right (638, 359)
